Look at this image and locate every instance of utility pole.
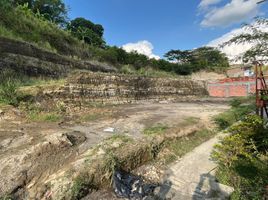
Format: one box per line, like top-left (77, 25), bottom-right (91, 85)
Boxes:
top-left (255, 0), bottom-right (268, 118)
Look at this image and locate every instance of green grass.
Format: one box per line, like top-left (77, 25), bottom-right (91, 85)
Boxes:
top-left (71, 174), bottom-right (96, 200)
top-left (0, 196), bottom-right (13, 200)
top-left (214, 97), bottom-right (255, 130)
top-left (120, 65), bottom-right (180, 78)
top-left (216, 155), bottom-right (268, 200)
top-left (107, 134), bottom-right (133, 144)
top-left (179, 117), bottom-right (200, 127)
top-left (27, 112), bottom-right (62, 122)
top-left (19, 78), bottom-right (66, 87)
top-left (0, 4), bottom-right (88, 57)
top-left (0, 68), bottom-right (66, 107)
top-left (143, 123), bottom-right (169, 136)
top-left (164, 129), bottom-right (216, 163)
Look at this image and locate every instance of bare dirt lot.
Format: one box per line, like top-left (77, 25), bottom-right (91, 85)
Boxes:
top-left (0, 101), bottom-right (229, 199)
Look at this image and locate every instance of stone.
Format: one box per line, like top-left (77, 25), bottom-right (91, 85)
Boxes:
top-left (42, 72), bottom-right (208, 104)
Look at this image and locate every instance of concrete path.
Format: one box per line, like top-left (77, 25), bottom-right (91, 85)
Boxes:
top-left (155, 134), bottom-right (234, 200)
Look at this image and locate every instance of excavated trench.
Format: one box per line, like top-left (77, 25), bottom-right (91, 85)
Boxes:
top-left (0, 101), bottom-right (229, 199)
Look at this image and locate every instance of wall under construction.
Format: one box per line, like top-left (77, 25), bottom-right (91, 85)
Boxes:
top-left (207, 77), bottom-right (256, 97)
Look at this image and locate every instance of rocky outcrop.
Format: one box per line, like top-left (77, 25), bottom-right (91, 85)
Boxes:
top-left (0, 37), bottom-right (117, 77)
top-left (44, 72), bottom-right (208, 103)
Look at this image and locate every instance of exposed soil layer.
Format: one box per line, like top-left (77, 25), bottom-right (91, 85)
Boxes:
top-left (0, 100), bottom-right (229, 199)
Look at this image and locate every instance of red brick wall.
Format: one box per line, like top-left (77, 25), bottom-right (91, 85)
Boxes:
top-left (207, 77), bottom-right (256, 97)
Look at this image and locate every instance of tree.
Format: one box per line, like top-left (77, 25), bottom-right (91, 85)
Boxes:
top-left (12, 0), bottom-right (68, 25)
top-left (67, 17), bottom-right (105, 48)
top-left (164, 47), bottom-right (229, 72)
top-left (13, 0), bottom-right (33, 8)
top-left (164, 49), bottom-right (192, 63)
top-left (224, 18), bottom-right (268, 63)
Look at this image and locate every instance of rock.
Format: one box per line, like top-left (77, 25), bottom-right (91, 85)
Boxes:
top-left (133, 165), bottom-right (163, 184)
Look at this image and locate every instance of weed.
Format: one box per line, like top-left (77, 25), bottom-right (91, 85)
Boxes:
top-left (28, 112), bottom-right (62, 122)
top-left (143, 124), bottom-right (169, 136)
top-left (214, 97), bottom-right (255, 130)
top-left (71, 174), bottom-right (95, 200)
top-left (179, 117), bottom-right (200, 127)
top-left (102, 152), bottom-right (120, 183)
top-left (165, 129), bottom-right (215, 162)
top-left (0, 195), bottom-right (13, 200)
top-left (108, 134), bottom-right (133, 144)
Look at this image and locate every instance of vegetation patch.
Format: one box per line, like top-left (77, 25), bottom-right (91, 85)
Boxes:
top-left (212, 115), bottom-right (268, 199)
top-left (143, 124), bottom-right (169, 136)
top-left (66, 121), bottom-right (218, 199)
top-left (162, 129), bottom-right (216, 164)
top-left (27, 112), bottom-right (62, 122)
top-left (71, 174), bottom-right (97, 200)
top-left (214, 97), bottom-right (255, 130)
top-left (179, 117), bottom-right (200, 127)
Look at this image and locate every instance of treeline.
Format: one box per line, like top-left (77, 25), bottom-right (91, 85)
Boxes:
top-left (165, 47), bottom-right (230, 73)
top-left (1, 0), bottom-right (230, 76)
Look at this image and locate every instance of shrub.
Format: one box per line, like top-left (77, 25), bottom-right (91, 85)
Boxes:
top-left (212, 115), bottom-right (268, 199)
top-left (0, 70), bottom-right (22, 106)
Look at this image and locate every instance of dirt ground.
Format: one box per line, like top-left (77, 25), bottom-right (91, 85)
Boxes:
top-left (0, 100), bottom-right (229, 199)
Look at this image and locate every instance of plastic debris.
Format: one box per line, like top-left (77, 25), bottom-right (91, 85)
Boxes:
top-left (103, 127), bottom-right (115, 133)
top-left (113, 170), bottom-right (157, 200)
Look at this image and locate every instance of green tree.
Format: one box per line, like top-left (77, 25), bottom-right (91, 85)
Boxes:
top-left (224, 18), bottom-right (268, 63)
top-left (13, 0), bottom-right (33, 7)
top-left (67, 17), bottom-right (105, 47)
top-left (164, 49), bottom-right (192, 63)
top-left (164, 47), bottom-right (229, 72)
top-left (12, 0), bottom-right (68, 25)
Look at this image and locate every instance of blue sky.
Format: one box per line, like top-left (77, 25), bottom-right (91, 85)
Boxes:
top-left (64, 0), bottom-right (268, 58)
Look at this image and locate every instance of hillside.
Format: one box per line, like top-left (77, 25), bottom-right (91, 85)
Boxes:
top-left (0, 2), bottom-right (188, 78)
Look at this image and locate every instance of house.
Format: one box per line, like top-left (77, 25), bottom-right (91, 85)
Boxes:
top-left (227, 65), bottom-right (254, 78)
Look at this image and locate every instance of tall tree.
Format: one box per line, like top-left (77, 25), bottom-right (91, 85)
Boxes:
top-left (13, 0), bottom-right (33, 8)
top-left (165, 47), bottom-right (229, 72)
top-left (164, 50), bottom-right (192, 63)
top-left (224, 18), bottom-right (268, 63)
top-left (12, 0), bottom-right (68, 25)
top-left (67, 17), bottom-right (105, 48)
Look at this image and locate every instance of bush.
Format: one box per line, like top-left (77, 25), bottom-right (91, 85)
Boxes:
top-left (212, 115), bottom-right (268, 199)
top-left (0, 70), bottom-right (22, 106)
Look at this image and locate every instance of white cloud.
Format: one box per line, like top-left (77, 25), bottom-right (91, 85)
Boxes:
top-left (199, 0), bottom-right (222, 10)
top-left (200, 0), bottom-right (260, 27)
top-left (122, 40), bottom-right (160, 60)
top-left (207, 21), bottom-right (268, 63)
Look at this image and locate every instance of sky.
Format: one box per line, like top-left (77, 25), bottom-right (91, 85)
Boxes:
top-left (64, 0), bottom-right (268, 59)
